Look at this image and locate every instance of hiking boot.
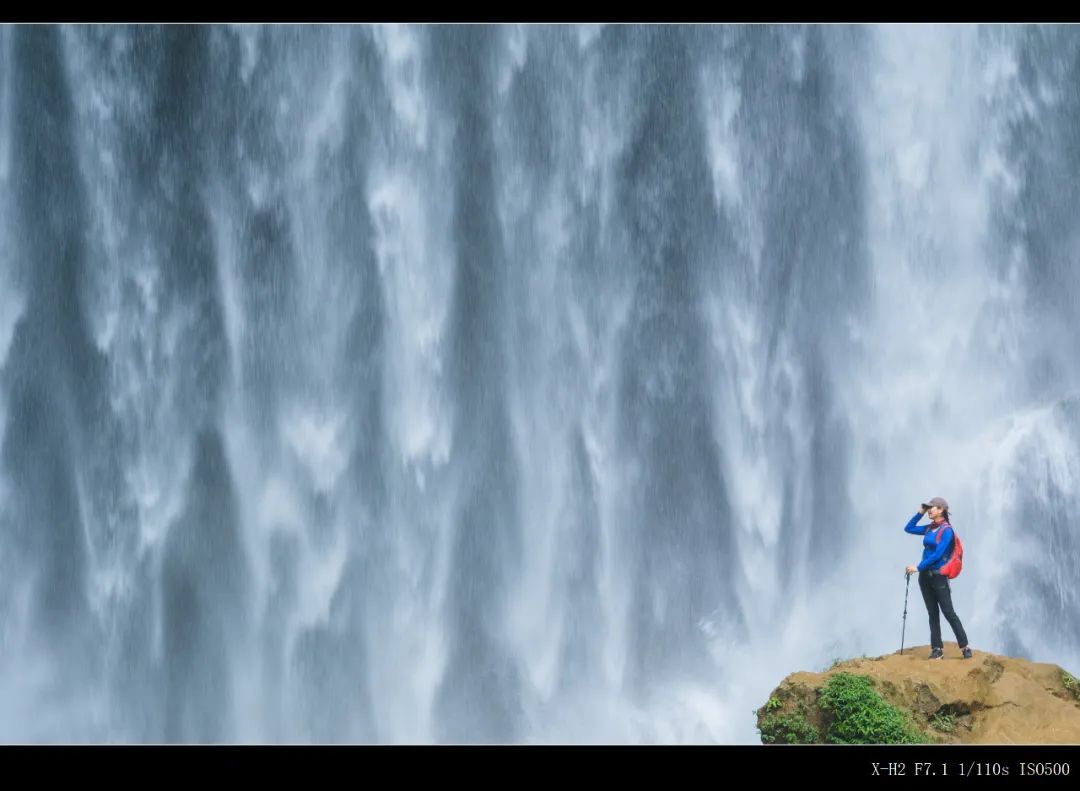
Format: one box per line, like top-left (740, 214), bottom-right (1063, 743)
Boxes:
top-left (961, 646), bottom-right (973, 659)
top-left (928, 648), bottom-right (944, 659)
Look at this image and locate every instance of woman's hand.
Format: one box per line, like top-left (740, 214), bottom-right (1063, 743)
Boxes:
top-left (905, 565), bottom-right (918, 575)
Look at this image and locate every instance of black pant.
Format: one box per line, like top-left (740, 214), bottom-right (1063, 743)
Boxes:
top-left (919, 569), bottom-right (968, 649)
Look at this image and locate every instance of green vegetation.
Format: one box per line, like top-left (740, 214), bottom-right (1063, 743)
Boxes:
top-left (758, 710), bottom-right (820, 744)
top-left (930, 711), bottom-right (956, 733)
top-left (818, 672), bottom-right (928, 744)
top-left (1063, 670), bottom-right (1080, 703)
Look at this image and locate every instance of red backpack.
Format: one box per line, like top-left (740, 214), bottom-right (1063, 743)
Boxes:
top-left (933, 524), bottom-right (963, 579)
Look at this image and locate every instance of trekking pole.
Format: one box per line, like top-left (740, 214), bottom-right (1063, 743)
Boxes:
top-left (900, 570), bottom-right (912, 655)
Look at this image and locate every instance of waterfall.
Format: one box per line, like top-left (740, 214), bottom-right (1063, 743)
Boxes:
top-left (0, 24), bottom-right (1077, 743)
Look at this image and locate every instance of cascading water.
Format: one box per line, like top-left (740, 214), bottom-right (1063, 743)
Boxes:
top-left (0, 23), bottom-right (1077, 744)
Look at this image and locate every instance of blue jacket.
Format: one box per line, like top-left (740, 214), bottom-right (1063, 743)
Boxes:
top-left (904, 513), bottom-right (954, 572)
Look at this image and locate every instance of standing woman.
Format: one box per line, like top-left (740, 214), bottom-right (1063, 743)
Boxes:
top-left (904, 496), bottom-right (972, 659)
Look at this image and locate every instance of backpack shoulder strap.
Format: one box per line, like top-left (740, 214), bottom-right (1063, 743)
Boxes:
top-left (932, 523), bottom-right (953, 544)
